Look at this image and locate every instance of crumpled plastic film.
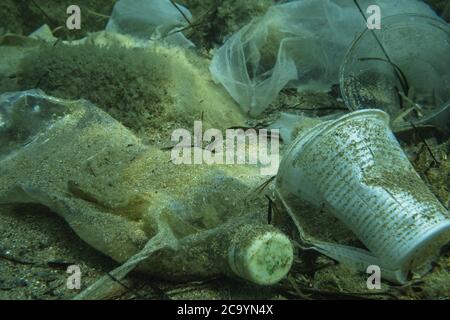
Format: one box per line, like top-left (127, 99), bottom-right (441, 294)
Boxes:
top-left (210, 0), bottom-right (438, 116)
top-left (106, 0), bottom-right (195, 47)
top-left (0, 90), bottom-right (293, 297)
top-left (275, 110), bottom-right (450, 284)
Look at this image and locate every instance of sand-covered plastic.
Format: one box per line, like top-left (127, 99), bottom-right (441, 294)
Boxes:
top-left (276, 109), bottom-right (450, 283)
top-left (210, 0), bottom-right (438, 116)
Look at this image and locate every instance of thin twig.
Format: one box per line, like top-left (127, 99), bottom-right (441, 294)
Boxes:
top-left (265, 195), bottom-right (273, 225)
top-left (163, 21), bottom-right (205, 38)
top-left (86, 8), bottom-right (110, 19)
top-left (409, 121), bottom-right (440, 166)
top-left (0, 251), bottom-right (34, 265)
top-left (285, 276), bottom-right (312, 300)
top-left (293, 105), bottom-right (348, 112)
top-left (29, 0), bottom-right (57, 27)
top-left (255, 176), bottom-right (276, 194)
top-left (106, 272), bottom-right (146, 300)
top-left (169, 0), bottom-right (192, 27)
top-left (353, 0), bottom-right (409, 95)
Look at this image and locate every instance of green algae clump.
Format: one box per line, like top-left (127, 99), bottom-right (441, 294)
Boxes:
top-left (17, 43), bottom-right (171, 135)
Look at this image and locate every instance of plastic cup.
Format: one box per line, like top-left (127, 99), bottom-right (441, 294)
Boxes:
top-left (340, 14), bottom-right (450, 133)
top-left (276, 109), bottom-right (450, 283)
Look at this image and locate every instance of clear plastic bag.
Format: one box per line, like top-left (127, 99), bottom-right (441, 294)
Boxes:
top-left (0, 90), bottom-right (293, 298)
top-left (106, 0), bottom-right (195, 47)
top-left (210, 0), bottom-right (438, 116)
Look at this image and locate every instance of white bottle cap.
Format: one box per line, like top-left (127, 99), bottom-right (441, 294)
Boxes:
top-left (228, 229), bottom-right (293, 285)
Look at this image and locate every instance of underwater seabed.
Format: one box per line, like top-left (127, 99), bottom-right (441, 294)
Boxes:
top-left (0, 0), bottom-right (449, 300)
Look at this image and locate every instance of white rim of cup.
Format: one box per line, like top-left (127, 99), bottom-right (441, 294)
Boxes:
top-left (277, 109), bottom-right (390, 180)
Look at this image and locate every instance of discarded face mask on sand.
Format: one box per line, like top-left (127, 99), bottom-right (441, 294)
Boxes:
top-left (210, 0), bottom-right (439, 116)
top-left (275, 109), bottom-right (450, 284)
top-left (0, 90), bottom-right (294, 298)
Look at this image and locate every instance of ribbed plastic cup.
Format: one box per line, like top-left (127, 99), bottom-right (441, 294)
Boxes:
top-left (276, 109), bottom-right (450, 282)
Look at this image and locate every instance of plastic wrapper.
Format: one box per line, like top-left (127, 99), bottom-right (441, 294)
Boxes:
top-left (0, 90), bottom-right (293, 298)
top-left (106, 0), bottom-right (195, 47)
top-left (340, 14), bottom-right (450, 134)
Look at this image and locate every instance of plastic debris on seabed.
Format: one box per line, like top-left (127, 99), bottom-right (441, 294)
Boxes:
top-left (210, 0), bottom-right (439, 116)
top-left (275, 109), bottom-right (450, 284)
top-left (106, 0), bottom-right (195, 47)
top-left (0, 90), bottom-right (294, 299)
top-left (340, 14), bottom-right (450, 134)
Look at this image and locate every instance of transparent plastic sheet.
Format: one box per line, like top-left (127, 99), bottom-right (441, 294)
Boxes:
top-left (210, 0), bottom-right (439, 116)
top-left (0, 90), bottom-right (293, 298)
top-left (106, 0), bottom-right (195, 47)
